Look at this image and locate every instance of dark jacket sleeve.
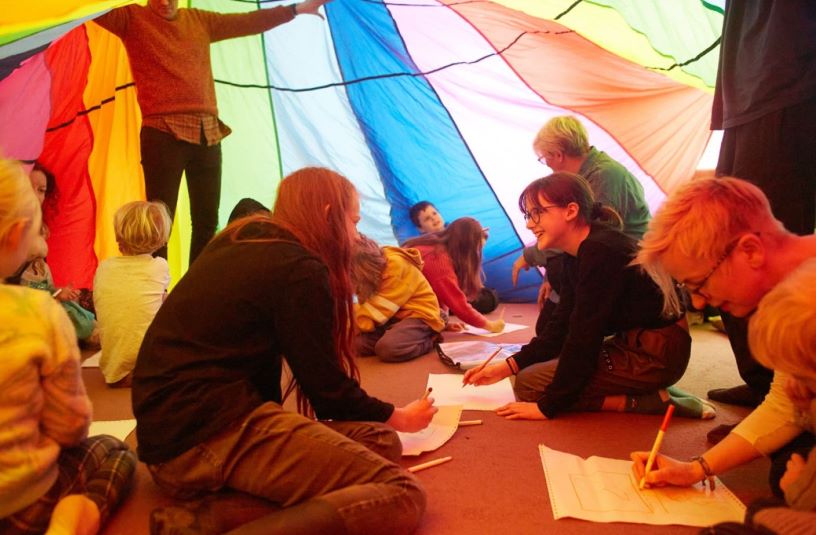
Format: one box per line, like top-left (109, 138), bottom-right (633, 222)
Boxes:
top-left (535, 240), bottom-right (632, 418)
top-left (275, 258), bottom-right (394, 422)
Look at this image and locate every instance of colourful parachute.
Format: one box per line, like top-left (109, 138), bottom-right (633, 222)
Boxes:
top-left (0, 0), bottom-right (724, 300)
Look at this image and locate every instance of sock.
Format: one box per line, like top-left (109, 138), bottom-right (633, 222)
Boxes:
top-left (626, 389), bottom-right (716, 419)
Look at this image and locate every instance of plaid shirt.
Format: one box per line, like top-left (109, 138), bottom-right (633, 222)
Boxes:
top-left (142, 113), bottom-right (232, 146)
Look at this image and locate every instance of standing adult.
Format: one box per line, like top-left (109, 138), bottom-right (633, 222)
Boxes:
top-left (133, 167), bottom-right (435, 534)
top-left (705, 0), bottom-right (816, 413)
top-left (94, 0), bottom-right (330, 263)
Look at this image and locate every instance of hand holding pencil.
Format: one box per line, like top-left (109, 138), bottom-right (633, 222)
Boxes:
top-left (462, 347), bottom-right (509, 387)
top-left (388, 387), bottom-right (437, 433)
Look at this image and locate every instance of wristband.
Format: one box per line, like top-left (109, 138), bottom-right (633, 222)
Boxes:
top-left (691, 455), bottom-right (716, 490)
top-left (290, 3), bottom-right (298, 17)
top-left (505, 357), bottom-right (518, 375)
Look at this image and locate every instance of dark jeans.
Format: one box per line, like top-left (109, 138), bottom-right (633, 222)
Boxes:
top-left (140, 127), bottom-right (222, 264)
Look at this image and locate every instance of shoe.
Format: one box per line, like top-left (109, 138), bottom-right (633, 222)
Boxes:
top-left (707, 423), bottom-right (738, 445)
top-left (707, 384), bottom-right (765, 408)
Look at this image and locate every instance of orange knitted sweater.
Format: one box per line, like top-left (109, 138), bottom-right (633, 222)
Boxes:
top-left (95, 5), bottom-right (294, 118)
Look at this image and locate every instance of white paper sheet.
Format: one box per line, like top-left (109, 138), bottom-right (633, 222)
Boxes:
top-left (82, 351), bottom-right (101, 368)
top-left (397, 405), bottom-right (463, 456)
top-left (427, 374), bottom-right (515, 410)
top-left (539, 445), bottom-right (745, 527)
top-left (437, 342), bottom-right (523, 370)
top-left (461, 322), bottom-right (528, 337)
top-left (89, 419), bottom-right (137, 442)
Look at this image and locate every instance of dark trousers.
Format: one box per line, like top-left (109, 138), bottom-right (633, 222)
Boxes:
top-left (140, 127), bottom-right (222, 264)
top-left (715, 98), bottom-right (816, 396)
top-left (720, 312), bottom-right (773, 397)
top-left (716, 97), bottom-right (816, 237)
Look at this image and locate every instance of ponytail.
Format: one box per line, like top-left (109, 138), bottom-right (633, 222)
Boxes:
top-left (590, 201), bottom-right (623, 229)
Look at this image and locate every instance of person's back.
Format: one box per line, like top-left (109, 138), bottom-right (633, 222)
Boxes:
top-left (579, 147), bottom-right (650, 239)
top-left (0, 157), bottom-right (136, 535)
top-left (93, 201), bottom-right (171, 387)
top-left (0, 285), bottom-right (91, 517)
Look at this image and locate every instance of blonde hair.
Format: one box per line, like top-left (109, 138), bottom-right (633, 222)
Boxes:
top-left (634, 177), bottom-right (784, 317)
top-left (114, 200), bottom-right (172, 255)
top-left (0, 158), bottom-right (41, 244)
top-left (749, 259), bottom-right (816, 380)
top-left (533, 115), bottom-right (590, 158)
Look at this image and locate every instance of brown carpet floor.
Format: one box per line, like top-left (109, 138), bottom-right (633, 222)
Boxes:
top-left (90, 303), bottom-right (767, 534)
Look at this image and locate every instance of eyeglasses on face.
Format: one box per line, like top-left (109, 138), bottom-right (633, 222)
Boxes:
top-left (678, 238), bottom-right (740, 297)
top-left (522, 205), bottom-right (561, 225)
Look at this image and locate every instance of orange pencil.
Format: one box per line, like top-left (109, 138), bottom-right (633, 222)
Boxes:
top-left (462, 347), bottom-right (502, 387)
top-left (639, 404), bottom-right (675, 489)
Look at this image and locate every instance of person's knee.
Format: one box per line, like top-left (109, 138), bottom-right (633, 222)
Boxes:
top-left (374, 337), bottom-right (423, 363)
top-left (513, 366), bottom-right (552, 402)
top-left (351, 422), bottom-right (403, 462)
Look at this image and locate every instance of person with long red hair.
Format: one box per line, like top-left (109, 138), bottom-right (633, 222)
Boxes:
top-left (132, 167), bottom-right (436, 534)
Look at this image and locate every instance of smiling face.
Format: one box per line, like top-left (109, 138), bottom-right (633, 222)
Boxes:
top-left (524, 194), bottom-right (571, 251)
top-left (148, 0), bottom-right (179, 20)
top-left (417, 206), bottom-right (445, 234)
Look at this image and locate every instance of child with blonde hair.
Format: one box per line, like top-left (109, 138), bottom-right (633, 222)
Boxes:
top-left (93, 200), bottom-right (171, 387)
top-left (352, 234), bottom-right (445, 362)
top-left (0, 157), bottom-right (135, 535)
top-left (701, 260), bottom-right (816, 534)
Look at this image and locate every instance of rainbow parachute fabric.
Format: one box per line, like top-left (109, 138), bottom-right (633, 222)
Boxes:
top-left (0, 0), bottom-right (724, 300)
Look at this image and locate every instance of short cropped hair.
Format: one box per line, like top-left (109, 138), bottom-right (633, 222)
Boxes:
top-left (634, 177), bottom-right (784, 317)
top-left (409, 200), bottom-right (435, 228)
top-left (114, 200), bottom-right (172, 255)
top-left (533, 116), bottom-right (590, 158)
top-left (749, 259), bottom-right (816, 380)
top-left (0, 158), bottom-right (40, 242)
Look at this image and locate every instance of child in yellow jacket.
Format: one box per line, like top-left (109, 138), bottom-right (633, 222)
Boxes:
top-left (352, 235), bottom-right (444, 362)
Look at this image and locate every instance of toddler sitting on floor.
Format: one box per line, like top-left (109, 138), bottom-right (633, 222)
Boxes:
top-left (93, 200), bottom-right (171, 387)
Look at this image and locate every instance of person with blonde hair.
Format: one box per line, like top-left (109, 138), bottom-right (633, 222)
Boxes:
top-left (465, 172), bottom-right (705, 420)
top-left (352, 234), bottom-right (445, 362)
top-left (513, 115), bottom-right (651, 335)
top-left (630, 176), bottom-right (816, 498)
top-left (93, 200), bottom-right (172, 387)
top-left (0, 158), bottom-right (136, 535)
top-left (134, 167), bottom-right (435, 534)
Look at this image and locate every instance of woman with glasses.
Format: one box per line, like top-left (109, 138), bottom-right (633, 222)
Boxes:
top-left (132, 168), bottom-right (435, 534)
top-left (464, 172), bottom-right (712, 420)
top-left (403, 217), bottom-right (505, 333)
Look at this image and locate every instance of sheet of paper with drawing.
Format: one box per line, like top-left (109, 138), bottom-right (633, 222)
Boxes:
top-left (539, 446), bottom-right (745, 527)
top-left (461, 322), bottom-right (527, 338)
top-left (436, 342), bottom-right (523, 370)
top-left (427, 374), bottom-right (515, 410)
top-left (397, 405), bottom-right (463, 456)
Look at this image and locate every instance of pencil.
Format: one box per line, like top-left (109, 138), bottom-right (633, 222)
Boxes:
top-left (407, 456), bottom-right (453, 473)
top-left (462, 347), bottom-right (502, 387)
top-left (458, 419), bottom-right (482, 427)
top-left (639, 404), bottom-right (675, 489)
top-left (421, 387), bottom-right (432, 400)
